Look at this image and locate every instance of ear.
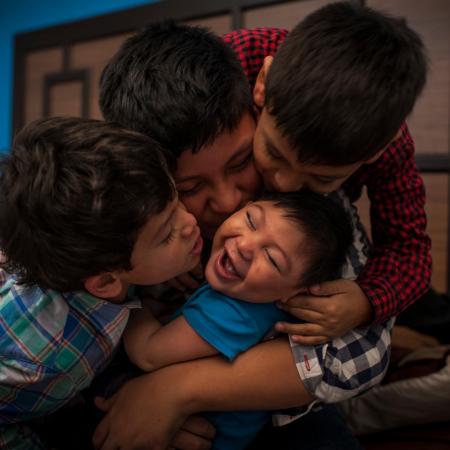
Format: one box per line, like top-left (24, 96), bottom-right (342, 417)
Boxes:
top-left (84, 272), bottom-right (124, 300)
top-left (253, 56), bottom-right (273, 108)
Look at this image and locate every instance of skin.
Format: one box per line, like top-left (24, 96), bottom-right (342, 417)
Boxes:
top-left (122, 201), bottom-right (310, 373)
top-left (93, 338), bottom-right (312, 450)
top-left (175, 112), bottom-right (262, 241)
top-left (205, 200), bottom-right (307, 302)
top-left (84, 196), bottom-right (204, 302)
top-left (93, 53), bottom-right (398, 450)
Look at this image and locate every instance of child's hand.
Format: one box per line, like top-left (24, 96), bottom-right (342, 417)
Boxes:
top-left (275, 279), bottom-right (373, 344)
top-left (93, 370), bottom-right (215, 450)
top-left (167, 262), bottom-right (204, 292)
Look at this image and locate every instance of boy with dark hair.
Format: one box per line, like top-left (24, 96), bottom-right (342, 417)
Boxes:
top-left (0, 117), bottom-right (203, 449)
top-left (93, 4), bottom-right (430, 449)
top-left (100, 21), bottom-right (253, 159)
top-left (100, 21), bottom-right (261, 239)
top-left (229, 1), bottom-right (431, 337)
top-left (123, 191), bottom-right (387, 450)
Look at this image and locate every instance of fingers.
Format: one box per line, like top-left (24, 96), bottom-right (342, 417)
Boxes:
top-left (92, 418), bottom-right (109, 450)
top-left (275, 321), bottom-right (326, 337)
top-left (278, 296), bottom-right (335, 317)
top-left (308, 279), bottom-right (348, 296)
top-left (171, 429), bottom-right (212, 450)
top-left (181, 416), bottom-right (216, 440)
top-left (276, 302), bottom-right (323, 322)
top-left (290, 334), bottom-right (329, 345)
top-left (94, 395), bottom-right (114, 412)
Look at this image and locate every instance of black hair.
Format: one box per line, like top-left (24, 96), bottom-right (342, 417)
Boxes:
top-left (0, 117), bottom-right (175, 292)
top-left (265, 1), bottom-right (428, 165)
top-left (99, 21), bottom-right (253, 158)
top-left (261, 190), bottom-right (353, 286)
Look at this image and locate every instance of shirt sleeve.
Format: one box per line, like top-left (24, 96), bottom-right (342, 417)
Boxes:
top-left (357, 124), bottom-right (432, 323)
top-left (179, 287), bottom-right (291, 361)
top-left (223, 28), bottom-right (289, 90)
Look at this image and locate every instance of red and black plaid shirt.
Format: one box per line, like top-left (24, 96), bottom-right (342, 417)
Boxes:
top-left (224, 28), bottom-right (432, 324)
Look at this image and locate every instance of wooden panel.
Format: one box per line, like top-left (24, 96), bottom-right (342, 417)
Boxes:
top-left (355, 174), bottom-right (449, 293)
top-left (368, 0), bottom-right (450, 155)
top-left (185, 14), bottom-right (232, 35)
top-left (49, 81), bottom-right (83, 117)
top-left (423, 173), bottom-right (449, 293)
top-left (70, 33), bottom-right (131, 119)
top-left (25, 48), bottom-right (63, 123)
top-left (243, 0), bottom-right (333, 29)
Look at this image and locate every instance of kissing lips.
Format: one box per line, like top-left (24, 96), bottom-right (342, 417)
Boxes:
top-left (214, 248), bottom-right (242, 281)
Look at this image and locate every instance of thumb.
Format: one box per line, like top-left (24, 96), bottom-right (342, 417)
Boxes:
top-left (309, 279), bottom-right (347, 296)
top-left (94, 395), bottom-right (115, 412)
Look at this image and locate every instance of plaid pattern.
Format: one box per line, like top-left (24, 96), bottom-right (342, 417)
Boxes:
top-left (224, 28), bottom-right (432, 324)
top-left (0, 269), bottom-right (137, 449)
top-left (273, 318), bottom-right (394, 426)
top-left (273, 191), bottom-right (393, 425)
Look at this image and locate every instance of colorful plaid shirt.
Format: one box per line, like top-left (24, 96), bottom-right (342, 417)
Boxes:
top-left (0, 268), bottom-right (138, 449)
top-left (224, 28), bottom-right (432, 324)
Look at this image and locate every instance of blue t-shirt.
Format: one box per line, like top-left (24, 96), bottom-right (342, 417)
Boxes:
top-left (174, 284), bottom-right (293, 450)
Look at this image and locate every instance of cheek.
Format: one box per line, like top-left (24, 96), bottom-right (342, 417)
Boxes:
top-left (180, 194), bottom-right (206, 222)
top-left (252, 145), bottom-right (268, 171)
top-left (235, 162), bottom-right (262, 195)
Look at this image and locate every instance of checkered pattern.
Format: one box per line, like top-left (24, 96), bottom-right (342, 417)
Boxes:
top-left (224, 28), bottom-right (432, 324)
top-left (0, 269), bottom-right (138, 449)
top-left (272, 190), bottom-right (393, 425)
top-left (273, 318), bottom-right (394, 426)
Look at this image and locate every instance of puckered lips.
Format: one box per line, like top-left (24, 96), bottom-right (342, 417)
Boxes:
top-left (189, 228), bottom-right (203, 256)
top-left (213, 241), bottom-right (245, 281)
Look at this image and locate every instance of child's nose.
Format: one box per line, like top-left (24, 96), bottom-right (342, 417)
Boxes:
top-left (179, 205), bottom-right (198, 238)
top-left (236, 238), bottom-right (254, 261)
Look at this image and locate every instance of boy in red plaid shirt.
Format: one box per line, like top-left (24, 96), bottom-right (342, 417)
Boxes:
top-left (223, 2), bottom-right (431, 343)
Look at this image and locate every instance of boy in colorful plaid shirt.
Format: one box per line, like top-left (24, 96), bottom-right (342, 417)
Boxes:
top-left (0, 117), bottom-right (204, 449)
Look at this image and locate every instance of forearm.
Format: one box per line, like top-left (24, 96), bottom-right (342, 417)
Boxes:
top-left (162, 337), bottom-right (313, 414)
top-left (123, 309), bottom-right (163, 371)
top-left (93, 338), bottom-right (313, 450)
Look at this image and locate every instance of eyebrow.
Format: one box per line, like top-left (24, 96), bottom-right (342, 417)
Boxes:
top-left (175, 139), bottom-right (253, 183)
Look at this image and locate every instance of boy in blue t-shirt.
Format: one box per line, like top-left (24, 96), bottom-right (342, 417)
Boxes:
top-left (123, 191), bottom-right (390, 450)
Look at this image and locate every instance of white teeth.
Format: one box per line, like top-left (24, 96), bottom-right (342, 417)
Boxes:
top-left (224, 254), bottom-right (237, 275)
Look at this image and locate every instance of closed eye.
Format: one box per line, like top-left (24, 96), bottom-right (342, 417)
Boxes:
top-left (161, 229), bottom-right (175, 245)
top-left (265, 248), bottom-right (280, 272)
top-left (264, 144), bottom-right (283, 161)
top-left (246, 211), bottom-right (256, 230)
top-left (229, 151), bottom-right (253, 172)
top-left (177, 182), bottom-right (204, 196)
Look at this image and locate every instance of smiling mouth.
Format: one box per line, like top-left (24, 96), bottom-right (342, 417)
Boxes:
top-left (214, 248), bottom-right (242, 281)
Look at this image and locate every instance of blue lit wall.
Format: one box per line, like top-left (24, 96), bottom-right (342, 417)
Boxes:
top-left (0, 0), bottom-right (160, 153)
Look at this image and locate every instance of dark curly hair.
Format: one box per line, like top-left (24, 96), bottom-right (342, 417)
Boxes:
top-left (0, 117), bottom-right (175, 292)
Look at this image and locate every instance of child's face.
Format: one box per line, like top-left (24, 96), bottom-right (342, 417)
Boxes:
top-left (174, 113), bottom-right (262, 240)
top-left (121, 197), bottom-right (203, 286)
top-left (253, 109), bottom-right (366, 194)
top-left (205, 200), bottom-right (308, 302)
